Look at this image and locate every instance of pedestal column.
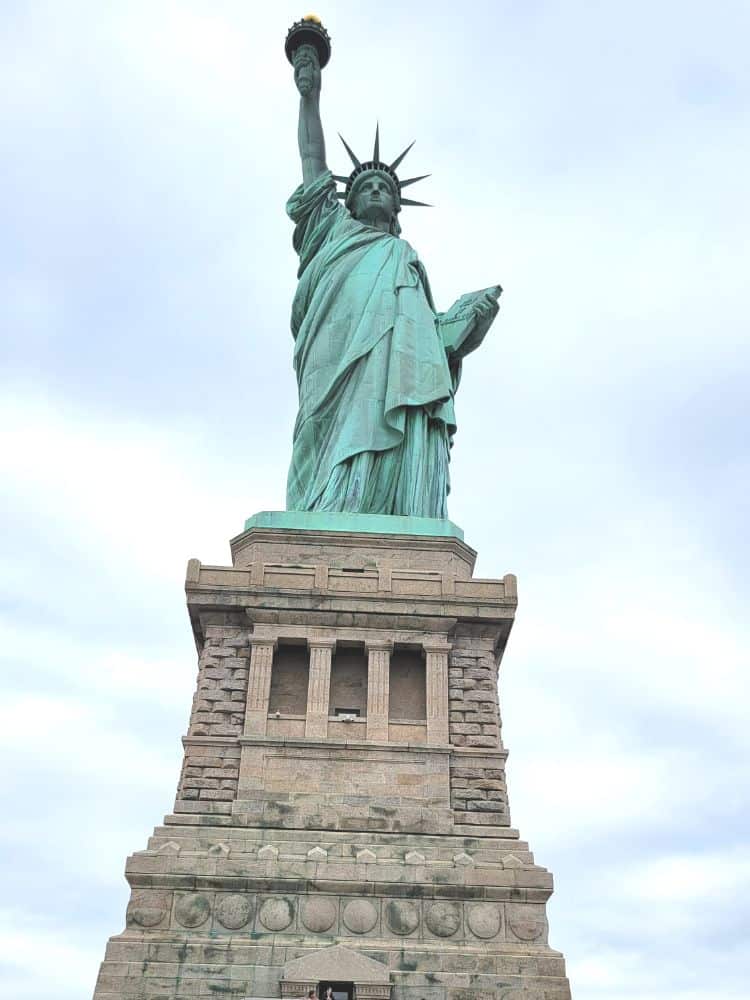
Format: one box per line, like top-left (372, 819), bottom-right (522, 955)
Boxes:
top-left (305, 638), bottom-right (335, 739)
top-left (366, 639), bottom-right (392, 741)
top-left (244, 637), bottom-right (277, 736)
top-left (424, 640), bottom-right (451, 745)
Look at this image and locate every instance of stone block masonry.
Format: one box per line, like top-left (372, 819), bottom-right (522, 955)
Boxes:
top-left (176, 742), bottom-right (241, 808)
top-left (447, 630), bottom-right (502, 750)
top-left (187, 621), bottom-right (250, 737)
top-left (93, 524), bottom-right (570, 1000)
top-left (449, 757), bottom-right (509, 826)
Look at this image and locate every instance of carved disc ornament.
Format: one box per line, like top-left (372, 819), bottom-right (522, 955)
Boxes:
top-left (467, 903), bottom-right (502, 939)
top-left (259, 897), bottom-right (295, 931)
top-left (506, 904), bottom-right (547, 942)
top-left (126, 891), bottom-right (168, 928)
top-left (385, 899), bottom-right (419, 936)
top-left (174, 893), bottom-right (211, 928)
top-left (425, 901), bottom-right (461, 937)
top-left (301, 897), bottom-right (337, 933)
top-left (342, 899), bottom-right (378, 934)
top-left (216, 894), bottom-right (255, 930)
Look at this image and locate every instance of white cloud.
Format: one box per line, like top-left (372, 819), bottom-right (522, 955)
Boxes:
top-left (0, 912), bottom-right (99, 998)
top-left (569, 950), bottom-right (644, 993)
top-left (621, 848), bottom-right (750, 903)
top-left (0, 617), bottom-right (191, 707)
top-left (0, 390), bottom-right (281, 574)
top-left (0, 693), bottom-right (176, 788)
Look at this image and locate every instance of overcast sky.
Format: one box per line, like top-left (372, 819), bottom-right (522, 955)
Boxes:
top-left (1, 2), bottom-right (748, 998)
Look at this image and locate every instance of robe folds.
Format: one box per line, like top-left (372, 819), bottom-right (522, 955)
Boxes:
top-left (285, 171), bottom-right (456, 518)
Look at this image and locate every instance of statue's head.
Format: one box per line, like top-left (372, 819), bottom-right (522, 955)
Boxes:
top-left (347, 169), bottom-right (401, 236)
top-left (335, 128), bottom-right (430, 236)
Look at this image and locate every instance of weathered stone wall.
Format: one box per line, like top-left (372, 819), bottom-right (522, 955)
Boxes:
top-left (105, 820), bottom-right (561, 1000)
top-left (176, 618), bottom-right (249, 813)
top-left (188, 621), bottom-right (250, 738)
top-left (176, 741), bottom-right (241, 810)
top-left (96, 935), bottom-right (568, 1000)
top-left (235, 743), bottom-right (454, 833)
top-left (449, 756), bottom-right (508, 826)
top-left (447, 632), bottom-right (501, 749)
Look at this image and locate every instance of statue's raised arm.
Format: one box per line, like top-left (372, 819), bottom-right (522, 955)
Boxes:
top-left (286, 20), bottom-right (330, 188)
top-left (294, 45), bottom-right (327, 187)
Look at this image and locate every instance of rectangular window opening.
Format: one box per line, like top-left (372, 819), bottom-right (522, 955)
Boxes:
top-left (389, 647), bottom-right (426, 721)
top-left (268, 643), bottom-right (309, 715)
top-left (329, 643), bottom-right (368, 718)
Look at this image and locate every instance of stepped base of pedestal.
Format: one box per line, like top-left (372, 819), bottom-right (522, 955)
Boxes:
top-left (96, 936), bottom-right (570, 1000)
top-left (93, 821), bottom-right (571, 1000)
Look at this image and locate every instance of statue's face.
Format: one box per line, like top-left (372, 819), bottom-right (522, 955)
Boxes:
top-left (350, 172), bottom-right (398, 228)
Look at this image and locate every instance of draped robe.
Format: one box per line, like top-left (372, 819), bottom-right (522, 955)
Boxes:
top-left (285, 171), bottom-right (457, 518)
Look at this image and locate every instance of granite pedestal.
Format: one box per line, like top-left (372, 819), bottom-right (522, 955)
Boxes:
top-left (93, 516), bottom-right (570, 1000)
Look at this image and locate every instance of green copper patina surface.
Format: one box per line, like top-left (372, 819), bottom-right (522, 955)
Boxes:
top-left (244, 510), bottom-right (464, 540)
top-left (285, 35), bottom-right (501, 520)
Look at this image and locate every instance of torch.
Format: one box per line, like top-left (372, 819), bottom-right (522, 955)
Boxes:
top-left (285, 14), bottom-right (332, 68)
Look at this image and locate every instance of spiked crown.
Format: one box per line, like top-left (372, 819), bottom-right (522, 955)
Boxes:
top-left (333, 125), bottom-right (431, 211)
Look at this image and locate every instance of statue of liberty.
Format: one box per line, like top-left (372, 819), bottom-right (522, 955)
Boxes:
top-left (285, 18), bottom-right (501, 520)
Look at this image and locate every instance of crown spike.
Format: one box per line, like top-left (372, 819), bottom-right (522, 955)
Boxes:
top-left (400, 197), bottom-right (432, 207)
top-left (390, 140), bottom-right (415, 172)
top-left (399, 173), bottom-right (431, 189)
top-left (332, 174), bottom-right (350, 184)
top-left (338, 134), bottom-right (361, 168)
top-left (373, 122), bottom-right (380, 163)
